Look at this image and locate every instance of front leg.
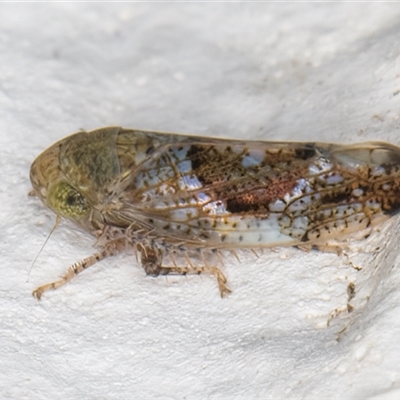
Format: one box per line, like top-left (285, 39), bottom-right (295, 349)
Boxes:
top-left (32, 238), bottom-right (127, 299)
top-left (140, 246), bottom-right (231, 297)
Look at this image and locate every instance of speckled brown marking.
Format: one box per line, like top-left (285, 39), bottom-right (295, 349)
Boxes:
top-left (295, 144), bottom-right (317, 160)
top-left (30, 127), bottom-right (400, 298)
top-left (226, 177), bottom-right (297, 214)
top-left (187, 144), bottom-right (249, 185)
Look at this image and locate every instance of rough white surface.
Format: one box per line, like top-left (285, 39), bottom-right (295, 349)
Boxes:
top-left (1, 3), bottom-right (400, 399)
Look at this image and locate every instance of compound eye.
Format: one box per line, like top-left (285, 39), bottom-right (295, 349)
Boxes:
top-left (48, 182), bottom-right (90, 218)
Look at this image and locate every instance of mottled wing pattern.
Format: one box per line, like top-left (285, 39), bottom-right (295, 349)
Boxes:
top-left (105, 138), bottom-right (400, 249)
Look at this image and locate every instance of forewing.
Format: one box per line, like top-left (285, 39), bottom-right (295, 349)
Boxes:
top-left (105, 138), bottom-right (334, 247)
top-left (100, 135), bottom-right (400, 248)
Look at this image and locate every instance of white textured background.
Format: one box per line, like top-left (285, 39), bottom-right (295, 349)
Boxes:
top-left (2, 3), bottom-right (400, 399)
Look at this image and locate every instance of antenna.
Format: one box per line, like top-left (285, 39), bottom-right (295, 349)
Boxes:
top-left (27, 215), bottom-right (61, 282)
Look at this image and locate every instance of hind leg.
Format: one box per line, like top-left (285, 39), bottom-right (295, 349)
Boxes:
top-left (140, 246), bottom-right (231, 297)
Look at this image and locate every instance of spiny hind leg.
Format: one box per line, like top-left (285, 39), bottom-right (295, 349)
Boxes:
top-left (168, 264), bottom-right (232, 298)
top-left (32, 239), bottom-right (126, 300)
top-left (140, 246), bottom-right (231, 297)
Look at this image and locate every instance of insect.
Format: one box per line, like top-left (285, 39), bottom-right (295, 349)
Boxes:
top-left (30, 126), bottom-right (400, 299)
